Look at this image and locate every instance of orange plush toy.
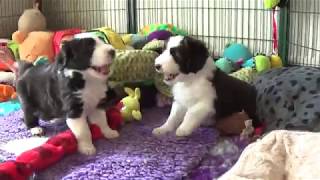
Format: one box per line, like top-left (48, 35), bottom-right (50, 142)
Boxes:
top-left (12, 31), bottom-right (55, 63)
top-left (0, 84), bottom-right (17, 102)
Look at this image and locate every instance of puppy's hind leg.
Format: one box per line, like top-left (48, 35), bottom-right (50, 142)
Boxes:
top-left (18, 95), bottom-right (43, 136)
top-left (88, 109), bottom-right (119, 139)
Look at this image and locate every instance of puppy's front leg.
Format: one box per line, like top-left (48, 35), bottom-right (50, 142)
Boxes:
top-left (66, 116), bottom-right (95, 155)
top-left (152, 101), bottom-right (186, 136)
top-left (176, 102), bottom-right (214, 137)
top-left (89, 109), bottom-right (119, 139)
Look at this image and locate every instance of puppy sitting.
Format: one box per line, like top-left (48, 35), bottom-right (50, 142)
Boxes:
top-left (153, 36), bottom-right (260, 137)
top-left (16, 38), bottom-right (119, 155)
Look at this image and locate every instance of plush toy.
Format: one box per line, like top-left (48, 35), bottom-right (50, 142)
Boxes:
top-left (109, 49), bottom-right (172, 98)
top-left (215, 57), bottom-right (234, 74)
top-left (241, 57), bottom-right (255, 68)
top-left (142, 40), bottom-right (165, 52)
top-left (12, 31), bottom-right (55, 63)
top-left (0, 72), bottom-right (15, 85)
top-left (229, 67), bottom-right (257, 84)
top-left (0, 109), bottom-right (123, 180)
top-left (52, 28), bottom-right (82, 56)
top-left (240, 119), bottom-right (255, 139)
top-left (0, 44), bottom-right (16, 72)
top-left (255, 54), bottom-right (271, 73)
top-left (118, 87), bottom-right (142, 122)
top-left (264, 0), bottom-right (288, 9)
top-left (74, 27), bottom-right (126, 50)
top-left (33, 56), bottom-right (49, 66)
top-left (270, 54), bottom-right (283, 68)
top-left (147, 30), bottom-right (173, 41)
top-left (0, 84), bottom-right (17, 102)
top-left (17, 3), bottom-right (46, 34)
top-left (223, 43), bottom-right (253, 64)
top-left (140, 23), bottom-right (187, 36)
top-left (122, 34), bottom-right (149, 49)
top-left (264, 0), bottom-right (280, 9)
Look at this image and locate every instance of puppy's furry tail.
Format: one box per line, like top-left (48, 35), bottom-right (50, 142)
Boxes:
top-left (0, 137), bottom-right (48, 156)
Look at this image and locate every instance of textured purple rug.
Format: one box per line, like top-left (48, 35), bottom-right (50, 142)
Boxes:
top-left (0, 107), bottom-right (247, 180)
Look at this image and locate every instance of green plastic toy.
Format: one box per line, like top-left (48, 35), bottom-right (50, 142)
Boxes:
top-left (120, 87), bottom-right (142, 122)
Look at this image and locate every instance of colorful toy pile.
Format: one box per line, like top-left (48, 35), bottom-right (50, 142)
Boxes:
top-left (214, 42), bottom-right (283, 84)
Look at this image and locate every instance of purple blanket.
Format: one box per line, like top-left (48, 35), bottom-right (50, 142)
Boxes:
top-left (0, 107), bottom-right (247, 180)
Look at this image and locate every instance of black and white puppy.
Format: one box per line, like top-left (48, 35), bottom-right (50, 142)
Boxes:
top-left (153, 36), bottom-right (260, 137)
top-left (16, 38), bottom-right (119, 155)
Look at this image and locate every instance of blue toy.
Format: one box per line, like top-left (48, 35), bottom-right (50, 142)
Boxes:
top-left (242, 58), bottom-right (255, 68)
top-left (0, 99), bottom-right (21, 117)
top-left (223, 43), bottom-right (253, 64)
top-left (215, 57), bottom-right (234, 74)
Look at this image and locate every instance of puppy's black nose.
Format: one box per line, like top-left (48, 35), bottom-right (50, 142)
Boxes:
top-left (155, 64), bottom-right (162, 71)
top-left (109, 49), bottom-right (115, 58)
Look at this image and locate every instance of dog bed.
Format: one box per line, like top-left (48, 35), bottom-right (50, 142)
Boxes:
top-left (0, 107), bottom-right (247, 180)
top-left (254, 66), bottom-right (320, 132)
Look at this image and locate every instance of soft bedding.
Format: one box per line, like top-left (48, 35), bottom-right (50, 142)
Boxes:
top-left (219, 130), bottom-right (320, 180)
top-left (0, 107), bottom-right (246, 180)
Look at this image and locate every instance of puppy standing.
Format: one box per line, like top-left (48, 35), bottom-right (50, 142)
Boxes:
top-left (153, 36), bottom-right (259, 137)
top-left (16, 38), bottom-right (119, 155)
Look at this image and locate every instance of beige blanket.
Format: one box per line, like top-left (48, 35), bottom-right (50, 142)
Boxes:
top-left (219, 130), bottom-right (320, 180)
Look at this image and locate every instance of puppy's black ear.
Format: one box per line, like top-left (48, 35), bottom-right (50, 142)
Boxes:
top-left (55, 41), bottom-right (73, 70)
top-left (183, 36), bottom-right (209, 72)
top-left (184, 36), bottom-right (209, 60)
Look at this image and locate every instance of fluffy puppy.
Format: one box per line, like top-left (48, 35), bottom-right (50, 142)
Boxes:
top-left (16, 38), bottom-right (119, 155)
top-left (153, 36), bottom-right (260, 137)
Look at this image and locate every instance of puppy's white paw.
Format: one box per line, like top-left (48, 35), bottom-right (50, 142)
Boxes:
top-left (175, 127), bottom-right (193, 137)
top-left (78, 142), bottom-right (96, 155)
top-left (152, 126), bottom-right (172, 136)
top-left (30, 127), bottom-right (44, 136)
top-left (102, 129), bottom-right (119, 139)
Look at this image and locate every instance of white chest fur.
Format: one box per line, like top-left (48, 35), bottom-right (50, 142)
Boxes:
top-left (172, 77), bottom-right (216, 108)
top-left (80, 75), bottom-right (107, 114)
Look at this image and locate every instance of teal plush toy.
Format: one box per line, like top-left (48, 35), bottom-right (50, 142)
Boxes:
top-left (215, 57), bottom-right (234, 74)
top-left (242, 57), bottom-right (255, 68)
top-left (223, 43), bottom-right (253, 64)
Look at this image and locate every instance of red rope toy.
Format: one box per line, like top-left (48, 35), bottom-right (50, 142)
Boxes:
top-left (0, 107), bottom-right (123, 180)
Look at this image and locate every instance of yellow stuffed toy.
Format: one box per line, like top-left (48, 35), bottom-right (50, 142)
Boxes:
top-left (119, 87), bottom-right (142, 122)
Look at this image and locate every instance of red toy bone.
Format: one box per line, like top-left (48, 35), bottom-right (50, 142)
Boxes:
top-left (0, 109), bottom-right (123, 180)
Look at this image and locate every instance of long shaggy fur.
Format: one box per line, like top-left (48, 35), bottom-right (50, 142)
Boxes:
top-left (16, 38), bottom-right (119, 155)
top-left (153, 36), bottom-right (260, 137)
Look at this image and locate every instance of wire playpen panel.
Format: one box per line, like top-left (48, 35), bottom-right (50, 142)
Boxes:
top-left (287, 0), bottom-right (320, 67)
top-left (0, 0), bottom-right (320, 67)
top-left (136, 0), bottom-right (276, 55)
top-left (0, 0), bottom-right (34, 38)
top-left (42, 0), bottom-right (128, 34)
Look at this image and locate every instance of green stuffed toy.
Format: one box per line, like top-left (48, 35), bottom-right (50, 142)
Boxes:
top-left (255, 54), bottom-right (271, 73)
top-left (140, 23), bottom-right (188, 36)
top-left (230, 67), bottom-right (258, 84)
top-left (120, 87), bottom-right (142, 122)
top-left (109, 49), bottom-right (172, 98)
top-left (264, 0), bottom-right (280, 9)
